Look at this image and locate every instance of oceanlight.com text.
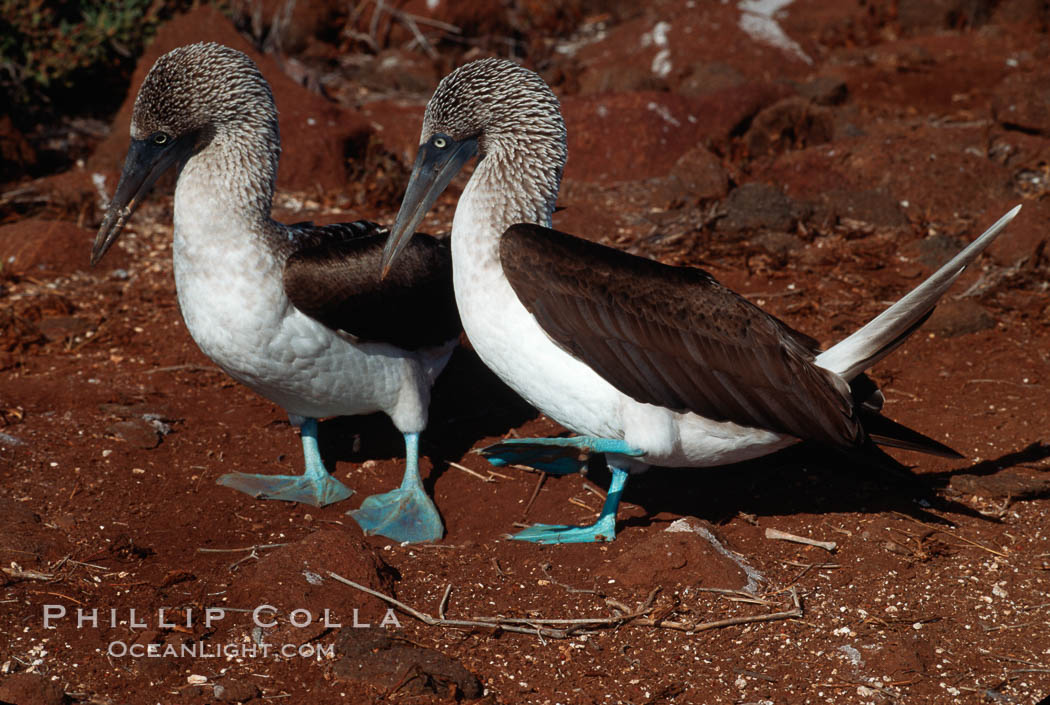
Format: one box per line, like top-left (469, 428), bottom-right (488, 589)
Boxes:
top-left (106, 641), bottom-right (336, 660)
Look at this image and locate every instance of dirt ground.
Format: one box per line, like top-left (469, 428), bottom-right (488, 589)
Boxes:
top-left (2, 1), bottom-right (1050, 703)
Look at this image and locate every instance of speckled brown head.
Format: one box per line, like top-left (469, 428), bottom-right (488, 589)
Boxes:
top-left (382, 58), bottom-right (568, 276)
top-left (92, 43), bottom-right (279, 265)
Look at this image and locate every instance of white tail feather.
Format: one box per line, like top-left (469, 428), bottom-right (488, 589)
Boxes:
top-left (816, 205), bottom-right (1021, 380)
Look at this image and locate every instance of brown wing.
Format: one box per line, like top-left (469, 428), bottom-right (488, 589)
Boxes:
top-left (282, 221), bottom-right (460, 350)
top-left (500, 223), bottom-right (864, 447)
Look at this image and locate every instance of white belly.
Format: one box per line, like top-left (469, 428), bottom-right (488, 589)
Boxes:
top-left (451, 198), bottom-right (795, 468)
top-left (171, 202), bottom-right (449, 433)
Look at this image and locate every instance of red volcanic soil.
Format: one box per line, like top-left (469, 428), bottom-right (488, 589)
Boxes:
top-left (2, 2), bottom-right (1050, 704)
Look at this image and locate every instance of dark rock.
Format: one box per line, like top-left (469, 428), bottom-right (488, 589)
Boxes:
top-left (753, 231), bottom-right (804, 260)
top-left (815, 189), bottom-right (909, 230)
top-left (763, 126), bottom-right (1013, 224)
top-left (333, 631), bottom-right (482, 699)
top-left (993, 71), bottom-right (1050, 135)
top-left (106, 419), bottom-right (162, 450)
top-left (926, 300), bottom-right (996, 338)
top-left (746, 97), bottom-right (834, 157)
top-left (796, 76), bottom-right (848, 106)
top-left (717, 183), bottom-right (809, 236)
top-left (0, 672), bottom-right (67, 705)
top-left (666, 146), bottom-right (729, 203)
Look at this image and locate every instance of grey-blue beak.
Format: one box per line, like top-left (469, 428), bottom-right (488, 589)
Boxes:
top-left (381, 134), bottom-right (478, 278)
top-left (91, 133), bottom-right (194, 265)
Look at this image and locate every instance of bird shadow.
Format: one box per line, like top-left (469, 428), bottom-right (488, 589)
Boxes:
top-left (609, 440), bottom-right (1050, 532)
top-left (316, 346), bottom-right (538, 494)
top-left (922, 441), bottom-right (1050, 484)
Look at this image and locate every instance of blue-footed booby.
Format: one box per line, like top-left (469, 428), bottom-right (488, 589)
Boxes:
top-left (381, 57), bottom-right (1020, 544)
top-left (91, 42), bottom-right (460, 543)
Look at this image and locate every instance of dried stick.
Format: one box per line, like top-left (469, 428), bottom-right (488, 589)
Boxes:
top-left (447, 460), bottom-right (497, 483)
top-left (327, 572), bottom-right (801, 639)
top-left (197, 543), bottom-right (289, 553)
top-left (2, 565), bottom-right (54, 581)
top-left (765, 528), bottom-right (837, 552)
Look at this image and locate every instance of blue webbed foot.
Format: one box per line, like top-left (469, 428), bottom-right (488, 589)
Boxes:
top-left (511, 516), bottom-right (619, 544)
top-left (511, 465), bottom-right (630, 544)
top-left (216, 470), bottom-right (352, 506)
top-left (216, 417), bottom-right (352, 507)
top-left (480, 436), bottom-right (643, 475)
top-left (348, 433), bottom-right (444, 543)
top-left (349, 486), bottom-right (442, 543)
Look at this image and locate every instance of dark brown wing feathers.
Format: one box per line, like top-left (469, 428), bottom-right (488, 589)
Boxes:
top-left (282, 221), bottom-right (460, 350)
top-left (500, 223), bottom-right (864, 447)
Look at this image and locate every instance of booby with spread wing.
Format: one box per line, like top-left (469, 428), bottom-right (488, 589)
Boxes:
top-left (380, 57), bottom-right (1020, 544)
top-left (91, 42), bottom-right (460, 543)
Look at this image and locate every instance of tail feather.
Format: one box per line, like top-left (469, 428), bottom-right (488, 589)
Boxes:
top-left (816, 205), bottom-right (1020, 380)
top-left (859, 408), bottom-right (963, 459)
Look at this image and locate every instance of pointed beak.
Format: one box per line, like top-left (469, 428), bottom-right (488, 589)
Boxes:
top-left (91, 135), bottom-right (193, 265)
top-left (381, 136), bottom-right (478, 278)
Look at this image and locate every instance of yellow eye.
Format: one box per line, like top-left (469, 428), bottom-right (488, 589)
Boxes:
top-left (433, 136), bottom-right (448, 149)
top-left (153, 133), bottom-right (169, 145)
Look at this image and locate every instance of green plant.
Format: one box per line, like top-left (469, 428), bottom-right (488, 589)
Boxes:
top-left (0, 0), bottom-right (172, 105)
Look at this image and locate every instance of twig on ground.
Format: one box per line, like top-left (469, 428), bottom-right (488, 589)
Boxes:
top-left (328, 571), bottom-right (802, 638)
top-left (144, 364), bottom-right (223, 375)
top-left (581, 482), bottom-right (606, 500)
top-left (438, 584), bottom-right (452, 620)
top-left (197, 543), bottom-right (290, 553)
top-left (765, 528), bottom-right (837, 552)
top-left (780, 560), bottom-right (840, 569)
top-left (978, 648), bottom-right (1047, 668)
top-left (197, 543), bottom-right (288, 571)
top-left (447, 460), bottom-right (498, 483)
top-left (693, 587), bottom-right (775, 607)
top-left (2, 565), bottom-right (54, 581)
top-left (892, 512), bottom-right (1008, 558)
top-left (567, 496), bottom-right (596, 512)
top-left (541, 562), bottom-right (599, 595)
top-left (521, 473), bottom-right (545, 520)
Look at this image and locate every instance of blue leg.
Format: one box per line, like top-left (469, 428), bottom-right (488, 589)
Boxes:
top-left (348, 432), bottom-right (443, 543)
top-left (216, 418), bottom-right (353, 507)
top-left (512, 465), bottom-right (630, 544)
top-left (480, 436), bottom-right (644, 475)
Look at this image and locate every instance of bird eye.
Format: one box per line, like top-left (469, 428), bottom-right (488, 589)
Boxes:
top-left (152, 132), bottom-right (170, 145)
top-left (432, 136), bottom-right (448, 149)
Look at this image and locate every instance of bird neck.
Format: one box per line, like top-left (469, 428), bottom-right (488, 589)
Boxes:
top-left (175, 119), bottom-right (280, 233)
top-left (455, 137), bottom-right (564, 247)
